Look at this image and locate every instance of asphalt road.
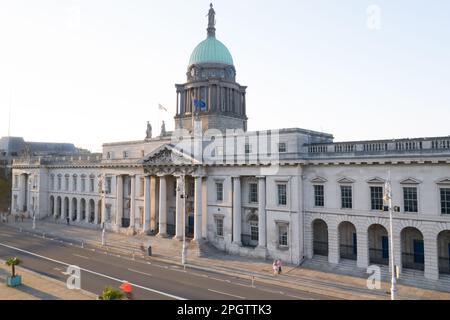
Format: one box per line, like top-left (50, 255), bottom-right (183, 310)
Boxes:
top-left (0, 226), bottom-right (332, 300)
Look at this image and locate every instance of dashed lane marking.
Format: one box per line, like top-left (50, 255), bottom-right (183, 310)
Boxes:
top-left (127, 268), bottom-right (152, 277)
top-left (207, 289), bottom-right (245, 300)
top-left (73, 254), bottom-right (90, 260)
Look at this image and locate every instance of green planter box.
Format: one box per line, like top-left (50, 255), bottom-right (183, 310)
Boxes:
top-left (6, 275), bottom-right (22, 287)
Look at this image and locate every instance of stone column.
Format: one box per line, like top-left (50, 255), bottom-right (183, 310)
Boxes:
top-left (94, 200), bottom-right (99, 225)
top-left (130, 175), bottom-right (136, 229)
top-left (158, 175), bottom-right (167, 237)
top-left (328, 220), bottom-right (340, 264)
top-left (150, 176), bottom-right (158, 231)
top-left (174, 175), bottom-right (184, 240)
top-left (232, 176), bottom-right (242, 245)
top-left (257, 176), bottom-right (267, 248)
top-left (356, 228), bottom-right (369, 268)
top-left (77, 199), bottom-right (82, 222)
top-left (424, 233), bottom-right (439, 280)
top-left (143, 175), bottom-right (150, 232)
top-left (116, 175), bottom-right (123, 228)
top-left (61, 198), bottom-right (66, 221)
top-left (69, 199), bottom-right (73, 221)
top-left (85, 201), bottom-right (89, 223)
top-left (193, 176), bottom-right (203, 241)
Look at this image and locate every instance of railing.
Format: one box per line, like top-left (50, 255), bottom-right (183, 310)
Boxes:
top-left (402, 253), bottom-right (424, 271)
top-left (313, 241), bottom-right (328, 256)
top-left (241, 234), bottom-right (257, 248)
top-left (340, 244), bottom-right (357, 260)
top-left (121, 218), bottom-right (130, 228)
top-left (369, 248), bottom-right (389, 265)
top-left (439, 257), bottom-right (450, 274)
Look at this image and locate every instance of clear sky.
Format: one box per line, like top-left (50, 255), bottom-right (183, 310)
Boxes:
top-left (0, 0), bottom-right (449, 152)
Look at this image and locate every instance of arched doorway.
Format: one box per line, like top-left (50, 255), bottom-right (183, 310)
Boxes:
top-left (339, 221), bottom-right (357, 260)
top-left (401, 227), bottom-right (424, 271)
top-left (88, 199), bottom-right (95, 223)
top-left (80, 199), bottom-right (86, 221)
top-left (63, 197), bottom-right (69, 219)
top-left (242, 212), bottom-right (258, 248)
top-left (56, 197), bottom-right (62, 218)
top-left (312, 219), bottom-right (328, 256)
top-left (438, 230), bottom-right (450, 275)
top-left (368, 224), bottom-right (389, 265)
top-left (71, 198), bottom-right (77, 221)
top-left (49, 196), bottom-right (55, 216)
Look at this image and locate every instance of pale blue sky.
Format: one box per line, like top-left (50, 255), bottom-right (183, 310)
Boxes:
top-left (0, 0), bottom-right (449, 152)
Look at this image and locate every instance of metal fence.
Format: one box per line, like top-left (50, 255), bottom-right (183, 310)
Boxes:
top-left (340, 244), bottom-right (357, 260)
top-left (369, 248), bottom-right (389, 265)
top-left (402, 252), bottom-right (425, 271)
top-left (313, 241), bottom-right (328, 256)
top-left (439, 257), bottom-right (450, 274)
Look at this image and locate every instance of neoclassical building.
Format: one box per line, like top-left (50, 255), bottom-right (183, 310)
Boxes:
top-left (10, 5), bottom-right (450, 282)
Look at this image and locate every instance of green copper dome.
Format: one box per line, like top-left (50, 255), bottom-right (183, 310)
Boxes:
top-left (189, 36), bottom-right (234, 67)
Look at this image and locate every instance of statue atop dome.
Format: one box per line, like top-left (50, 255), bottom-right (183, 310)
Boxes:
top-left (206, 3), bottom-right (216, 38)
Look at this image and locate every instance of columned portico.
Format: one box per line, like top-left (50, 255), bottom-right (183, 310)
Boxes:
top-left (129, 175), bottom-right (136, 230)
top-left (232, 176), bottom-right (242, 246)
top-left (257, 176), bottom-right (266, 248)
top-left (143, 175), bottom-right (150, 232)
top-left (193, 176), bottom-right (203, 241)
top-left (158, 175), bottom-right (168, 237)
top-left (116, 175), bottom-right (123, 227)
top-left (174, 175), bottom-right (184, 240)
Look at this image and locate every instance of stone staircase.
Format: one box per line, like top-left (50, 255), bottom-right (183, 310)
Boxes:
top-left (302, 255), bottom-right (450, 293)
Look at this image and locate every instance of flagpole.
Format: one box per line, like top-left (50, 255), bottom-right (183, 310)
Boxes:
top-left (385, 169), bottom-right (397, 300)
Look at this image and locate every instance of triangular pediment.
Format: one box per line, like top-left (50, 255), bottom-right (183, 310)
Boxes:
top-left (366, 177), bottom-right (386, 184)
top-left (337, 177), bottom-right (355, 184)
top-left (310, 176), bottom-right (327, 183)
top-left (142, 144), bottom-right (198, 166)
top-left (437, 178), bottom-right (450, 185)
top-left (400, 178), bottom-right (422, 185)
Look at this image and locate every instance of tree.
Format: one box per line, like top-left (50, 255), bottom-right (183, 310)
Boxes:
top-left (98, 286), bottom-right (124, 300)
top-left (5, 257), bottom-right (21, 277)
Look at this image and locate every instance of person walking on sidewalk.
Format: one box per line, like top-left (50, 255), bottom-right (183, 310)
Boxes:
top-left (276, 259), bottom-right (283, 275)
top-left (66, 216), bottom-right (70, 225)
top-left (272, 259), bottom-right (278, 276)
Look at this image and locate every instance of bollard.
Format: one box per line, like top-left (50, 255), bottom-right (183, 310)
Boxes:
top-left (81, 241), bottom-right (84, 248)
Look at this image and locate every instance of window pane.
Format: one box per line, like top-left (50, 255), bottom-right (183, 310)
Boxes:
top-left (403, 187), bottom-right (418, 213)
top-left (370, 186), bottom-right (383, 210)
top-left (278, 184), bottom-right (287, 205)
top-left (314, 185), bottom-right (324, 207)
top-left (341, 186), bottom-right (352, 209)
top-left (441, 188), bottom-right (450, 214)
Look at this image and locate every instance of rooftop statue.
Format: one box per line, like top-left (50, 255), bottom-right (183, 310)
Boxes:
top-left (207, 3), bottom-right (215, 28)
top-left (146, 121), bottom-right (152, 139)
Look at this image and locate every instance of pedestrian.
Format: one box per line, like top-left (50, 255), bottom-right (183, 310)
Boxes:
top-left (66, 216), bottom-right (70, 225)
top-left (272, 259), bottom-right (278, 276)
top-left (21, 214), bottom-right (24, 222)
top-left (276, 259), bottom-right (283, 275)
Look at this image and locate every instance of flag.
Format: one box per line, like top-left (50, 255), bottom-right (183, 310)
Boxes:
top-left (158, 104), bottom-right (167, 112)
top-left (194, 99), bottom-right (207, 111)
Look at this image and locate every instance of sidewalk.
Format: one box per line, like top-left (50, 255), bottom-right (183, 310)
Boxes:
top-left (0, 259), bottom-right (95, 300)
top-left (3, 218), bottom-right (450, 300)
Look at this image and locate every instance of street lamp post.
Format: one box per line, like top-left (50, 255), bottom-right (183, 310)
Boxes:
top-left (179, 175), bottom-right (187, 266)
top-left (384, 171), bottom-right (397, 300)
top-left (32, 208), bottom-right (36, 230)
top-left (99, 174), bottom-right (106, 246)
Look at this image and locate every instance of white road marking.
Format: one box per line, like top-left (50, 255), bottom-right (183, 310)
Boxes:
top-left (0, 242), bottom-right (186, 300)
top-left (127, 268), bottom-right (152, 277)
top-left (208, 289), bottom-right (245, 300)
top-left (53, 267), bottom-right (62, 271)
top-left (209, 277), bottom-right (226, 282)
top-left (0, 234), bottom-right (13, 238)
top-left (73, 254), bottom-right (90, 260)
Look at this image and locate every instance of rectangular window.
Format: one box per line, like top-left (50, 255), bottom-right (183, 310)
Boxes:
top-left (81, 178), bottom-right (86, 192)
top-left (314, 185), bottom-right (324, 207)
top-left (58, 176), bottom-right (62, 190)
top-left (403, 187), bottom-right (418, 213)
top-left (106, 177), bottom-right (112, 194)
top-left (278, 224), bottom-right (288, 247)
top-left (65, 177), bottom-right (69, 191)
top-left (441, 188), bottom-right (450, 215)
top-left (277, 184), bottom-right (287, 206)
top-left (90, 178), bottom-right (95, 192)
top-left (249, 183), bottom-right (258, 203)
top-left (13, 175), bottom-right (19, 188)
top-left (245, 144), bottom-right (251, 154)
top-left (250, 221), bottom-right (259, 241)
top-left (278, 143), bottom-right (287, 153)
top-left (13, 195), bottom-right (17, 209)
top-left (215, 218), bottom-right (224, 237)
top-left (123, 151), bottom-right (128, 159)
top-left (72, 177), bottom-right (77, 192)
top-left (50, 176), bottom-right (54, 190)
top-left (341, 185), bottom-right (352, 209)
top-left (139, 178), bottom-right (145, 197)
top-left (216, 182), bottom-right (224, 202)
top-left (370, 186), bottom-right (384, 210)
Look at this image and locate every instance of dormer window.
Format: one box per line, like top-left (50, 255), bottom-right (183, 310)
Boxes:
top-left (278, 143), bottom-right (287, 153)
top-left (123, 151), bottom-right (129, 159)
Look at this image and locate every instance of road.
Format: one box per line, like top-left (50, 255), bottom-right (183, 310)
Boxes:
top-left (0, 226), bottom-right (333, 300)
